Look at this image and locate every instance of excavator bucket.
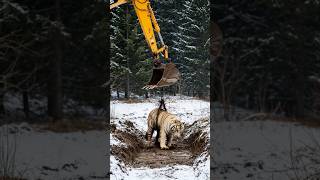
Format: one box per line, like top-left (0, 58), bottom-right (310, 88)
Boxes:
top-left (143, 62), bottom-right (180, 90)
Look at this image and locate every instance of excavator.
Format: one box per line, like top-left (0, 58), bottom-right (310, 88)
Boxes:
top-left (110, 0), bottom-right (180, 90)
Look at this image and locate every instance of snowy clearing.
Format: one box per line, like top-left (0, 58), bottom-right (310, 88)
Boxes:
top-left (213, 120), bottom-right (320, 179)
top-left (0, 123), bottom-right (107, 180)
top-left (110, 95), bottom-right (210, 180)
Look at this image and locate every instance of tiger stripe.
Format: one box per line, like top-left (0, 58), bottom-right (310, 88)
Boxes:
top-left (146, 108), bottom-right (184, 150)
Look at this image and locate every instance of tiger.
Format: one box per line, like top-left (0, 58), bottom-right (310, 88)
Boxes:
top-left (145, 101), bottom-right (185, 150)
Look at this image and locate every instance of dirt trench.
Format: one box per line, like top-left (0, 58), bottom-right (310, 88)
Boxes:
top-left (111, 120), bottom-right (208, 169)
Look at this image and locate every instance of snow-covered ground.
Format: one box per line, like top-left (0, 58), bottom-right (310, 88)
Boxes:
top-left (0, 123), bottom-right (107, 180)
top-left (110, 95), bottom-right (210, 180)
top-left (213, 120), bottom-right (320, 179)
top-left (111, 95), bottom-right (210, 131)
top-left (2, 92), bottom-right (320, 180)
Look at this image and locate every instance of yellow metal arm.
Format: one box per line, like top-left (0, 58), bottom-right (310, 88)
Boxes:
top-left (110, 0), bottom-right (128, 10)
top-left (110, 0), bottom-right (169, 60)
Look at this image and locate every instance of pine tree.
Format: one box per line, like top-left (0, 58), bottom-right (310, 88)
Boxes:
top-left (110, 4), bottom-right (150, 97)
top-left (176, 0), bottom-right (210, 97)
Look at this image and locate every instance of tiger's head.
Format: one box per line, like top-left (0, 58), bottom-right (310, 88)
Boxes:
top-left (170, 120), bottom-right (185, 139)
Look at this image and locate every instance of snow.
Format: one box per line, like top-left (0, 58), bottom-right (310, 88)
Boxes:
top-left (111, 95), bottom-right (209, 132)
top-left (110, 156), bottom-right (128, 180)
top-left (124, 165), bottom-right (205, 180)
top-left (309, 75), bottom-right (320, 83)
top-left (3, 93), bottom-right (104, 117)
top-left (111, 153), bottom-right (210, 180)
top-left (3, 93), bottom-right (23, 112)
top-left (4, 92), bottom-right (319, 179)
top-left (193, 153), bottom-right (210, 179)
top-left (110, 95), bottom-right (210, 180)
top-left (4, 0), bottom-right (28, 14)
top-left (184, 57), bottom-right (198, 62)
top-left (213, 120), bottom-right (320, 179)
top-left (0, 124), bottom-right (107, 180)
top-left (185, 45), bottom-right (197, 50)
top-left (110, 133), bottom-right (127, 148)
top-left (191, 24), bottom-right (201, 31)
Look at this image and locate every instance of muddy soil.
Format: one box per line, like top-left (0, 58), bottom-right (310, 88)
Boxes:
top-left (111, 120), bottom-right (207, 169)
top-left (133, 141), bottom-right (195, 168)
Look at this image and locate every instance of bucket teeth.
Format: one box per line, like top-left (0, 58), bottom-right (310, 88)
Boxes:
top-left (142, 85), bottom-right (157, 90)
top-left (142, 62), bottom-right (180, 90)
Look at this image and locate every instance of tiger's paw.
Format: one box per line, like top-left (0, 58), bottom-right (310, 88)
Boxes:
top-left (145, 141), bottom-right (153, 148)
top-left (160, 145), bottom-right (169, 150)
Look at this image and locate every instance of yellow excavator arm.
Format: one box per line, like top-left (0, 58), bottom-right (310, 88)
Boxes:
top-left (110, 0), bottom-right (168, 60)
top-left (110, 0), bottom-right (180, 89)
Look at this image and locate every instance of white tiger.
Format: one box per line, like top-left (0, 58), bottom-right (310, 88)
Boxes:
top-left (146, 108), bottom-right (184, 150)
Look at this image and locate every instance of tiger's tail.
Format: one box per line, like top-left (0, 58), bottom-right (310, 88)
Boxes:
top-left (159, 99), bottom-right (167, 111)
top-left (157, 99), bottom-right (167, 121)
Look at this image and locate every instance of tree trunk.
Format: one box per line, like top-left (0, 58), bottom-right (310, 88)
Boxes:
top-left (210, 53), bottom-right (214, 122)
top-left (124, 4), bottom-right (130, 99)
top-left (48, 0), bottom-right (63, 121)
top-left (23, 91), bottom-right (30, 119)
top-left (246, 94), bottom-right (249, 109)
top-left (125, 74), bottom-right (130, 99)
top-left (116, 88), bottom-right (120, 99)
top-left (0, 93), bottom-right (5, 115)
top-left (294, 73), bottom-right (305, 118)
top-left (198, 90), bottom-right (203, 98)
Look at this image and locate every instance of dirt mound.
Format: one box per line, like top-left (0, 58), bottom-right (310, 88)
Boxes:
top-left (111, 119), bottom-right (208, 169)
